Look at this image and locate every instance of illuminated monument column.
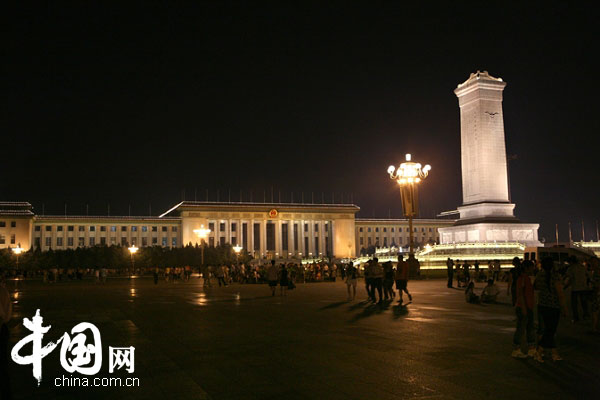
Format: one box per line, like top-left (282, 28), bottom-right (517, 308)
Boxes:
top-left (438, 71), bottom-right (541, 246)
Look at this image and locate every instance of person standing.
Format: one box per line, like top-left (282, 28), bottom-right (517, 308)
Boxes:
top-left (446, 257), bottom-right (454, 288)
top-left (0, 274), bottom-right (13, 400)
top-left (279, 264), bottom-right (288, 296)
top-left (371, 257), bottom-right (384, 304)
top-left (266, 260), bottom-right (279, 296)
top-left (567, 256), bottom-right (589, 322)
top-left (345, 262), bottom-right (358, 301)
top-left (462, 260), bottom-right (471, 286)
top-left (507, 257), bottom-right (522, 306)
top-left (512, 260), bottom-right (537, 359)
top-left (474, 260), bottom-right (480, 282)
top-left (364, 261), bottom-right (374, 302)
top-left (493, 259), bottom-right (501, 282)
top-left (383, 261), bottom-right (395, 301)
top-left (216, 265), bottom-right (227, 287)
top-left (395, 255), bottom-right (412, 304)
top-left (153, 267), bottom-right (159, 285)
top-left (534, 257), bottom-right (568, 362)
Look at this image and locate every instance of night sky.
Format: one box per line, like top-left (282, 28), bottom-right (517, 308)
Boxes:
top-left (4, 3), bottom-right (598, 243)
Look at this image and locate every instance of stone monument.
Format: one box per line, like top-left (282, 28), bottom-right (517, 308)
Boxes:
top-left (438, 71), bottom-right (541, 246)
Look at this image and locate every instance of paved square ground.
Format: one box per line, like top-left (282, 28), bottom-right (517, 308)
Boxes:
top-left (5, 278), bottom-right (600, 399)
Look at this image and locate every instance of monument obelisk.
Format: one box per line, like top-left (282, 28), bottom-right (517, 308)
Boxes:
top-left (438, 71), bottom-right (541, 246)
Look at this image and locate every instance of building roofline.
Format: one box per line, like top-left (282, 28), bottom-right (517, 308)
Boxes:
top-left (159, 201), bottom-right (360, 217)
top-left (34, 215), bottom-right (181, 222)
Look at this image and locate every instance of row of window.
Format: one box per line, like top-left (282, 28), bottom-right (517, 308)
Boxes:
top-left (0, 234), bottom-right (16, 245)
top-left (358, 227), bottom-right (434, 233)
top-left (208, 222), bottom-right (329, 233)
top-left (36, 236), bottom-right (178, 248)
top-left (0, 221), bottom-right (17, 228)
top-left (34, 225), bottom-right (178, 233)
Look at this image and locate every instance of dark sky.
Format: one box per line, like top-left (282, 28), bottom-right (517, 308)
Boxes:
top-left (3, 2), bottom-right (598, 243)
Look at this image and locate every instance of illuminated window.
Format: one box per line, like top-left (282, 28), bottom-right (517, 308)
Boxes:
top-left (151, 237), bottom-right (157, 245)
top-left (57, 237), bottom-right (63, 246)
top-left (131, 226), bottom-right (138, 232)
top-left (57, 226), bottom-right (63, 232)
top-left (172, 237), bottom-right (177, 246)
top-left (142, 226), bottom-right (148, 232)
top-left (111, 226), bottom-right (116, 232)
top-left (67, 237), bottom-right (74, 247)
top-left (78, 226), bottom-right (84, 231)
top-left (79, 237), bottom-right (85, 247)
top-left (89, 237), bottom-right (95, 246)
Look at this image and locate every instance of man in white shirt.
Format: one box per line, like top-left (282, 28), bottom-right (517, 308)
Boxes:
top-left (266, 260), bottom-right (279, 296)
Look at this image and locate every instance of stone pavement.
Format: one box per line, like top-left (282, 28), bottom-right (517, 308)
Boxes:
top-left (5, 278), bottom-right (600, 399)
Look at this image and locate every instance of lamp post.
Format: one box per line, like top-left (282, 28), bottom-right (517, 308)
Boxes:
top-left (193, 225), bottom-right (212, 266)
top-left (388, 153), bottom-right (431, 255)
top-left (233, 244), bottom-right (243, 265)
top-left (128, 245), bottom-right (138, 278)
top-left (12, 244), bottom-right (24, 289)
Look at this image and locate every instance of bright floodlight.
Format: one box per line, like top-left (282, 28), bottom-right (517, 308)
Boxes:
top-left (388, 153), bottom-right (431, 185)
top-left (128, 245), bottom-right (139, 254)
top-left (233, 245), bottom-right (243, 254)
top-left (193, 225), bottom-right (212, 239)
top-left (12, 246), bottom-right (24, 255)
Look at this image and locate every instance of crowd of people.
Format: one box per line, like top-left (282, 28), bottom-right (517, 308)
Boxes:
top-left (457, 255), bottom-right (600, 362)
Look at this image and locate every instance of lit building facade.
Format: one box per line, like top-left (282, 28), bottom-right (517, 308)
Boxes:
top-left (1, 200), bottom-right (456, 260)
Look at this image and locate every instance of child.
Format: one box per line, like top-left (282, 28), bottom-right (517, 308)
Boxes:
top-left (465, 282), bottom-right (480, 303)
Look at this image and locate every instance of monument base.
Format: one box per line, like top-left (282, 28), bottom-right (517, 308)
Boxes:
top-left (438, 222), bottom-right (542, 247)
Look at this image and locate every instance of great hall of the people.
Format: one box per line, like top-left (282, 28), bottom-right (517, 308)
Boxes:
top-left (0, 201), bottom-right (454, 260)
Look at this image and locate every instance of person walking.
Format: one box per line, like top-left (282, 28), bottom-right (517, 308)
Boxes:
top-left (507, 257), bottom-right (522, 306)
top-left (153, 267), bottom-right (159, 285)
top-left (534, 257), bottom-right (568, 362)
top-left (395, 255), bottom-right (412, 304)
top-left (266, 260), bottom-right (279, 296)
top-left (446, 257), bottom-right (454, 288)
top-left (279, 264), bottom-right (289, 296)
top-left (345, 262), bottom-right (358, 301)
top-left (0, 274), bottom-right (13, 400)
top-left (512, 260), bottom-right (537, 359)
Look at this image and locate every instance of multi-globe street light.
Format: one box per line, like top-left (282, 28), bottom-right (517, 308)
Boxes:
top-left (388, 153), bottom-right (431, 255)
top-left (128, 245), bottom-right (138, 277)
top-left (12, 244), bottom-right (24, 289)
top-left (193, 225), bottom-right (212, 266)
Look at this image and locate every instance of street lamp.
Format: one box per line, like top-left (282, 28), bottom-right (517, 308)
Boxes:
top-left (12, 244), bottom-right (24, 289)
top-left (193, 225), bottom-right (212, 266)
top-left (128, 245), bottom-right (138, 277)
top-left (388, 153), bottom-right (431, 255)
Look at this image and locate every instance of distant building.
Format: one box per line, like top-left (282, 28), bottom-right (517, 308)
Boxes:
top-left (0, 200), bottom-right (455, 260)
